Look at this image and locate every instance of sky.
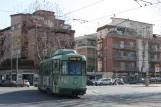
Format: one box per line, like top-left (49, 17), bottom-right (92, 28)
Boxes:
top-left (0, 0), bottom-right (161, 37)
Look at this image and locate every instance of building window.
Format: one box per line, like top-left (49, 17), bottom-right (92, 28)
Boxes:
top-left (11, 26), bottom-right (15, 31)
top-left (120, 41), bottom-right (124, 45)
top-left (130, 41), bottom-right (134, 46)
top-left (12, 48), bottom-right (21, 55)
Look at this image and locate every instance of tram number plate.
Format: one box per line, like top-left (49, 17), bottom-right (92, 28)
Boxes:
top-left (69, 58), bottom-right (81, 61)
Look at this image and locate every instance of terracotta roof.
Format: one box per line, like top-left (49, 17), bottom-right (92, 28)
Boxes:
top-left (10, 13), bottom-right (25, 17)
top-left (33, 10), bottom-right (55, 14)
top-left (97, 25), bottom-right (116, 31)
top-left (0, 27), bottom-right (11, 33)
top-left (110, 17), bottom-right (153, 25)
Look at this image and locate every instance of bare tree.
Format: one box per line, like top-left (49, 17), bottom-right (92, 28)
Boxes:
top-left (17, 0), bottom-right (75, 63)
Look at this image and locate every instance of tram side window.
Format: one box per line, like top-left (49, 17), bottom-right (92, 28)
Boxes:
top-left (49, 62), bottom-right (52, 75)
top-left (62, 61), bottom-right (68, 74)
top-left (41, 64), bottom-right (44, 75)
top-left (43, 64), bottom-right (45, 75)
top-left (59, 61), bottom-right (62, 73)
top-left (53, 60), bottom-right (59, 69)
top-left (82, 62), bottom-right (86, 75)
top-left (46, 64), bottom-right (48, 76)
top-left (45, 64), bottom-right (47, 76)
top-left (46, 64), bottom-right (49, 76)
top-left (39, 64), bottom-right (41, 75)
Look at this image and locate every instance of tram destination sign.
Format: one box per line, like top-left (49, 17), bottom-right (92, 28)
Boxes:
top-left (69, 57), bottom-right (81, 61)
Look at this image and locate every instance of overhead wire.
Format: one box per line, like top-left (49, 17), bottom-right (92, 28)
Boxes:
top-left (0, 0), bottom-right (107, 16)
top-left (86, 1), bottom-right (161, 23)
top-left (61, 0), bottom-right (106, 17)
top-left (0, 9), bottom-right (18, 13)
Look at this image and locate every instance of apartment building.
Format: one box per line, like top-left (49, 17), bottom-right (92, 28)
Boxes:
top-left (75, 33), bottom-right (102, 79)
top-left (97, 25), bottom-right (139, 82)
top-left (148, 36), bottom-right (161, 77)
top-left (0, 10), bottom-right (75, 83)
top-left (0, 27), bottom-right (12, 80)
top-left (96, 18), bottom-right (161, 82)
top-left (109, 17), bottom-right (153, 38)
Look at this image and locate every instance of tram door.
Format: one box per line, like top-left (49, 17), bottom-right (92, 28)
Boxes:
top-left (53, 60), bottom-right (60, 93)
top-left (39, 63), bottom-right (43, 88)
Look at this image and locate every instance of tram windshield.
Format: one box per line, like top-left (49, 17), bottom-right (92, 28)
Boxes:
top-left (69, 61), bottom-right (82, 75)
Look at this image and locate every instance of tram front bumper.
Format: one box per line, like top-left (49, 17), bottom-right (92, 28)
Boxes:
top-left (59, 88), bottom-right (87, 95)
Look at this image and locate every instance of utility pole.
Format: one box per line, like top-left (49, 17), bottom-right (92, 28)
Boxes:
top-left (141, 37), bottom-right (146, 79)
top-left (16, 52), bottom-right (18, 81)
top-left (10, 32), bottom-right (13, 81)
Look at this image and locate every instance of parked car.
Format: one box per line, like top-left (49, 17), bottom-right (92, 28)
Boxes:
top-left (86, 79), bottom-right (94, 86)
top-left (95, 78), bottom-right (114, 86)
top-left (0, 80), bottom-right (18, 87)
top-left (118, 79), bottom-right (124, 85)
top-left (129, 80), bottom-right (138, 84)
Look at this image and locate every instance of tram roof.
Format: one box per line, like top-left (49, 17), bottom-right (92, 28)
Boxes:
top-left (40, 49), bottom-right (86, 64)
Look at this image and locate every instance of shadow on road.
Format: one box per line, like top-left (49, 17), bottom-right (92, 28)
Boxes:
top-left (0, 89), bottom-right (161, 106)
top-left (84, 92), bottom-right (161, 105)
top-left (0, 89), bottom-right (77, 105)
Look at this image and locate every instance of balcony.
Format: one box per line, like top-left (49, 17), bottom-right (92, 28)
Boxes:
top-left (148, 47), bottom-right (157, 53)
top-left (97, 47), bottom-right (103, 51)
top-left (97, 39), bottom-right (103, 43)
top-left (149, 67), bottom-right (161, 72)
top-left (113, 55), bottom-right (137, 61)
top-left (112, 67), bottom-right (137, 72)
top-left (77, 43), bottom-right (96, 47)
top-left (97, 55), bottom-right (102, 61)
top-left (149, 58), bottom-right (161, 62)
top-left (97, 58), bottom-right (102, 61)
top-left (113, 44), bottom-right (136, 50)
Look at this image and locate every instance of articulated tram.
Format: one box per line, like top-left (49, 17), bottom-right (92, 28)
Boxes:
top-left (38, 49), bottom-right (87, 97)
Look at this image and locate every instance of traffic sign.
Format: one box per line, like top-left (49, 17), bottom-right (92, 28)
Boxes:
top-left (155, 64), bottom-right (160, 72)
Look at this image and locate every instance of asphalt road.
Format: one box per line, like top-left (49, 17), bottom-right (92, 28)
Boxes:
top-left (0, 84), bottom-right (161, 107)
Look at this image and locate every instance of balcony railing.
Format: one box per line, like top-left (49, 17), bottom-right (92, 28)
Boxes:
top-left (149, 67), bottom-right (161, 72)
top-left (113, 55), bottom-right (137, 61)
top-left (149, 58), bottom-right (161, 62)
top-left (112, 67), bottom-right (137, 71)
top-left (97, 47), bottom-right (103, 51)
top-left (113, 44), bottom-right (136, 50)
top-left (77, 43), bottom-right (96, 47)
top-left (97, 57), bottom-right (102, 61)
top-left (148, 47), bottom-right (157, 52)
top-left (97, 39), bottom-right (103, 43)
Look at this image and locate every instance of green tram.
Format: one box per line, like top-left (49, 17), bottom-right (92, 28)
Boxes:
top-left (38, 49), bottom-right (87, 97)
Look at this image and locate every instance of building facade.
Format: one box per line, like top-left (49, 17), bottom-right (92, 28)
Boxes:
top-left (75, 33), bottom-right (102, 79)
top-left (0, 10), bottom-right (75, 84)
top-left (97, 18), bottom-right (161, 82)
